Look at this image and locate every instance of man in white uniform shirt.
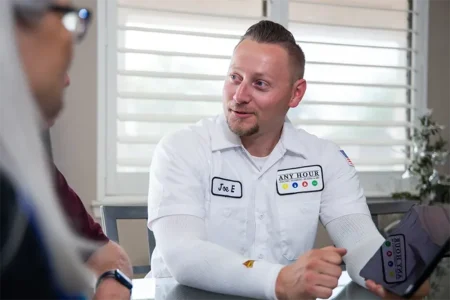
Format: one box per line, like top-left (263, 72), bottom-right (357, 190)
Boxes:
top-left (147, 21), bottom-right (429, 300)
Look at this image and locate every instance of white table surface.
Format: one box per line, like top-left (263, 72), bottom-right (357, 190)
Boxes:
top-left (131, 271), bottom-right (356, 300)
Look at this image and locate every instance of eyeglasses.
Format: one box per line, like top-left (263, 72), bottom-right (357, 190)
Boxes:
top-left (49, 5), bottom-right (92, 43)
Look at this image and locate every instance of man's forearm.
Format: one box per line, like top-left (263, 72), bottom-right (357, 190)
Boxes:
top-left (325, 214), bottom-right (385, 287)
top-left (153, 215), bottom-right (284, 300)
top-left (87, 241), bottom-right (133, 300)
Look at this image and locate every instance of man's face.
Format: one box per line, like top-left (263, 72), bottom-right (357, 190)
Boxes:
top-left (46, 73), bottom-right (70, 128)
top-left (222, 39), bottom-right (306, 137)
top-left (16, 0), bottom-right (74, 122)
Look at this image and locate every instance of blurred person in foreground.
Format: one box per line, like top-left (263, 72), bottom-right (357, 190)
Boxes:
top-left (45, 73), bottom-right (133, 299)
top-left (0, 0), bottom-right (132, 299)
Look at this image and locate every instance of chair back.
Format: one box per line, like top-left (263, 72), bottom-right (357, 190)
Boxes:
top-left (100, 205), bottom-right (155, 275)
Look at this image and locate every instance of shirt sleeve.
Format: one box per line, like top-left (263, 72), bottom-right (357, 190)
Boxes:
top-left (54, 165), bottom-right (109, 243)
top-left (147, 130), bottom-right (209, 228)
top-left (152, 215), bottom-right (284, 299)
top-left (319, 142), bottom-right (371, 226)
top-left (325, 214), bottom-right (385, 287)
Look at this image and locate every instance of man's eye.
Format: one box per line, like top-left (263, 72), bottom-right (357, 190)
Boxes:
top-left (255, 80), bottom-right (267, 87)
top-left (230, 74), bottom-right (241, 82)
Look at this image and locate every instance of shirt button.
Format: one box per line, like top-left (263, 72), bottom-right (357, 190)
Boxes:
top-left (223, 209), bottom-right (231, 217)
top-left (258, 213), bottom-right (264, 220)
top-left (258, 254), bottom-right (264, 259)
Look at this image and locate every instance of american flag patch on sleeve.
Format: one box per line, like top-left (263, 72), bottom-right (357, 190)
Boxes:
top-left (340, 150), bottom-right (354, 167)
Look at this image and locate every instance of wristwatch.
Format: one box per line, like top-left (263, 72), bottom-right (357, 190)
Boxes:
top-left (96, 269), bottom-right (133, 292)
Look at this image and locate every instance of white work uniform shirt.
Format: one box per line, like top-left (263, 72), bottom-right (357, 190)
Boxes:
top-left (147, 115), bottom-right (370, 277)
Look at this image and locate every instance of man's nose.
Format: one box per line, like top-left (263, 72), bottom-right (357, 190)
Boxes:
top-left (233, 82), bottom-right (251, 104)
top-left (64, 73), bottom-right (70, 87)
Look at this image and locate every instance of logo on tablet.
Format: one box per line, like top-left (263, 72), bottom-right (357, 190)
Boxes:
top-left (381, 234), bottom-right (407, 283)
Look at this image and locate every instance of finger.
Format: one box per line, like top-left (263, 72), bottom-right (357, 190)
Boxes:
top-left (319, 250), bottom-right (345, 265)
top-left (414, 280), bottom-right (431, 298)
top-left (365, 280), bottom-right (377, 290)
top-left (308, 285), bottom-right (334, 300)
top-left (366, 280), bottom-right (386, 298)
top-left (321, 246), bottom-right (347, 256)
top-left (316, 273), bottom-right (340, 289)
top-left (304, 271), bottom-right (339, 292)
top-left (307, 259), bottom-right (342, 278)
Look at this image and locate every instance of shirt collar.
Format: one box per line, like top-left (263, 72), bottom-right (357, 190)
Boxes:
top-left (211, 115), bottom-right (308, 158)
top-left (279, 118), bottom-right (308, 157)
top-left (211, 115), bottom-right (242, 151)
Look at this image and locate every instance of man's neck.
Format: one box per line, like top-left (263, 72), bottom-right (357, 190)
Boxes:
top-left (241, 127), bottom-right (283, 157)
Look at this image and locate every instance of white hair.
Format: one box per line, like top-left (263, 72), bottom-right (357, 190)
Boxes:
top-left (0, 0), bottom-right (95, 295)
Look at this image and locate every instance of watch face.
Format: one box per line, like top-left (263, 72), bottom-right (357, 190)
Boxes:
top-left (115, 269), bottom-right (133, 289)
top-left (115, 269), bottom-right (130, 281)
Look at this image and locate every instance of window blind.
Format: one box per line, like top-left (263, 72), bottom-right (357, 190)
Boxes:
top-left (101, 0), bottom-right (428, 197)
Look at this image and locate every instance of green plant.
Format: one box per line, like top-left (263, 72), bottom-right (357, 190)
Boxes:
top-left (392, 112), bottom-right (450, 204)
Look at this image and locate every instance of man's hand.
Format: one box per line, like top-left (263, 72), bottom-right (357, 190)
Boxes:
top-left (87, 241), bottom-right (133, 300)
top-left (366, 279), bottom-right (430, 300)
top-left (94, 278), bottom-right (131, 300)
top-left (275, 246), bottom-right (347, 300)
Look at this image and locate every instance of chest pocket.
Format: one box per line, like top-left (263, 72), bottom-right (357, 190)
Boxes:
top-left (276, 192), bottom-right (321, 261)
top-left (206, 177), bottom-right (247, 252)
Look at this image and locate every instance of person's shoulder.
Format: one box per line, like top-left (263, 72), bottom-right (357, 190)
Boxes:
top-left (292, 128), bottom-right (356, 175)
top-left (155, 115), bottom-right (219, 157)
top-left (154, 117), bottom-right (218, 164)
top-left (293, 127), bottom-right (341, 157)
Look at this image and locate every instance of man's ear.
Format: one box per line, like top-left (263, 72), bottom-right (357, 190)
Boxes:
top-left (288, 79), bottom-right (307, 108)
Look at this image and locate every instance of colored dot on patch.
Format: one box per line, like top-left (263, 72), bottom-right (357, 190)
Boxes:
top-left (312, 180), bottom-right (318, 186)
top-left (282, 183), bottom-right (289, 190)
top-left (292, 182), bottom-right (298, 188)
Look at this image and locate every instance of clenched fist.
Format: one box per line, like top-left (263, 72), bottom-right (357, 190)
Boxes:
top-left (275, 246), bottom-right (347, 300)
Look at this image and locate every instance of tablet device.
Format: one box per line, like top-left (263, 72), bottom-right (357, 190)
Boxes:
top-left (359, 205), bottom-right (450, 298)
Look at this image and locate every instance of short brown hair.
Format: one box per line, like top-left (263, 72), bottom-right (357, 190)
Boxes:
top-left (238, 20), bottom-right (305, 80)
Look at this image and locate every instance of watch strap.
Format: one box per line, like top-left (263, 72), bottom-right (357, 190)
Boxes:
top-left (96, 270), bottom-right (133, 291)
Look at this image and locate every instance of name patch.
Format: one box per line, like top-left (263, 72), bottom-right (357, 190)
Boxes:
top-left (276, 165), bottom-right (324, 195)
top-left (211, 177), bottom-right (242, 198)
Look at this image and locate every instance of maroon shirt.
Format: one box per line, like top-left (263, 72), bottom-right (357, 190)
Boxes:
top-left (54, 165), bottom-right (109, 243)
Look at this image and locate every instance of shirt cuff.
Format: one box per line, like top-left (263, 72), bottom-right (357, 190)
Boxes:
top-left (254, 261), bottom-right (284, 300)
